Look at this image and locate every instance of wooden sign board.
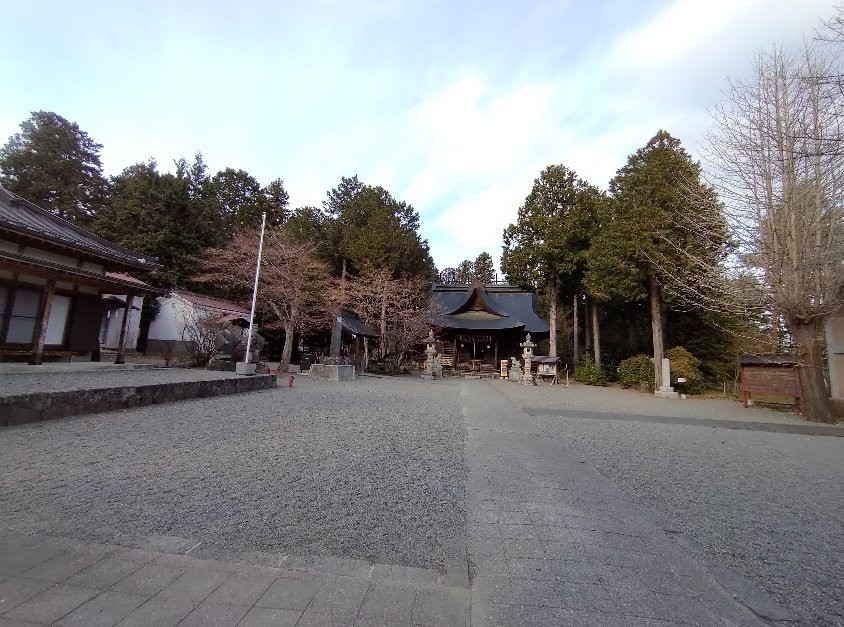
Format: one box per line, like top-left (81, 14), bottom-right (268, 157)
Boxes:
top-left (741, 364), bottom-right (803, 410)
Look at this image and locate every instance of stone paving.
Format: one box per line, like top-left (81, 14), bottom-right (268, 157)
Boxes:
top-left (463, 383), bottom-right (766, 626)
top-left (0, 529), bottom-right (469, 626)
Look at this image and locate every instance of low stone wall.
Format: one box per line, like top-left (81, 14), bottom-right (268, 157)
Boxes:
top-left (1, 375), bottom-right (277, 427)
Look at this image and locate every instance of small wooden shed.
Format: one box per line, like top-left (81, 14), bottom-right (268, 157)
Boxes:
top-left (739, 354), bottom-right (803, 411)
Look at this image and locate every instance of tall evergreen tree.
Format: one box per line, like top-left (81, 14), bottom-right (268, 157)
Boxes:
top-left (0, 111), bottom-right (106, 222)
top-left (93, 160), bottom-right (217, 286)
top-left (502, 164), bottom-right (600, 357)
top-left (323, 176), bottom-right (434, 279)
top-left (211, 168), bottom-right (265, 237)
top-left (455, 260), bottom-right (474, 283)
top-left (586, 131), bottom-right (722, 390)
top-left (473, 252), bottom-right (495, 283)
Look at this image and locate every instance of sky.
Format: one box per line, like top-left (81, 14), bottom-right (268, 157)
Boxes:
top-left (0, 0), bottom-right (837, 274)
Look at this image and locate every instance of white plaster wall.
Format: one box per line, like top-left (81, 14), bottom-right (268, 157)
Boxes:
top-left (101, 296), bottom-right (142, 350)
top-left (147, 296), bottom-right (189, 342)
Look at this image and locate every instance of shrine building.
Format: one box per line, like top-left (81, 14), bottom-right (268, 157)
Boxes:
top-left (431, 281), bottom-right (549, 374)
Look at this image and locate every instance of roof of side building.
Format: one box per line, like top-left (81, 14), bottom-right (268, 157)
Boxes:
top-left (0, 185), bottom-right (159, 271)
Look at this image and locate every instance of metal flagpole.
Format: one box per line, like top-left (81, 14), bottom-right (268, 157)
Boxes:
top-left (244, 212), bottom-right (267, 364)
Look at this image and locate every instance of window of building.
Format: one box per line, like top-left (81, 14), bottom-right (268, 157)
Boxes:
top-left (5, 288), bottom-right (41, 343)
top-left (45, 294), bottom-right (71, 345)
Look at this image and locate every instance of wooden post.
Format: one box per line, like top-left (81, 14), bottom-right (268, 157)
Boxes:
top-left (115, 294), bottom-right (135, 365)
top-left (493, 338), bottom-right (498, 375)
top-left (30, 279), bottom-right (56, 365)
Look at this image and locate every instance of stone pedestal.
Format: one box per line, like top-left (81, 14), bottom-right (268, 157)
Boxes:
top-left (235, 362), bottom-right (257, 376)
top-left (655, 357), bottom-right (679, 398)
top-left (309, 364), bottom-right (355, 381)
top-left (508, 357), bottom-right (522, 382)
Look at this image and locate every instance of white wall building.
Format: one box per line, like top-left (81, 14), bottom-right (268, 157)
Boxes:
top-left (146, 289), bottom-right (249, 356)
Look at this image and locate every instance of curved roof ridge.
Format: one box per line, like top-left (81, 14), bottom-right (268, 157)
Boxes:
top-left (446, 284), bottom-right (508, 317)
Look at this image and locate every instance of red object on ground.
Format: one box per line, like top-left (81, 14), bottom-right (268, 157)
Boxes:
top-left (288, 374), bottom-right (294, 388)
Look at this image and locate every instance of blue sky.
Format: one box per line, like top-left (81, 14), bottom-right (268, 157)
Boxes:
top-left (0, 0), bottom-right (836, 273)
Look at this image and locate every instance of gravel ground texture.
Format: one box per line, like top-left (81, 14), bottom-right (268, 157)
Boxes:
top-left (494, 382), bottom-right (844, 626)
top-left (0, 368), bottom-right (241, 397)
top-left (0, 375), bottom-right (467, 570)
top-left (495, 378), bottom-right (829, 425)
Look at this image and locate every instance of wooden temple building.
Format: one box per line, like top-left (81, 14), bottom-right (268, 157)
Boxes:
top-left (0, 186), bottom-right (161, 364)
top-left (431, 281), bottom-right (549, 374)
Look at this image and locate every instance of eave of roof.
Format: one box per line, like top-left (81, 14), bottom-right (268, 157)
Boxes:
top-left (172, 289), bottom-right (249, 315)
top-left (0, 187), bottom-right (160, 271)
top-left (0, 250), bottom-right (165, 295)
top-left (340, 310), bottom-right (379, 338)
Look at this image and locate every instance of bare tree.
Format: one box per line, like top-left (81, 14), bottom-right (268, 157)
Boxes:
top-left (178, 309), bottom-right (220, 367)
top-left (337, 268), bottom-right (438, 365)
top-left (195, 226), bottom-right (331, 373)
top-left (661, 37), bottom-right (844, 422)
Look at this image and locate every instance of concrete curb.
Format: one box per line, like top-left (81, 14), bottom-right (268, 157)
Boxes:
top-left (0, 375), bottom-right (277, 426)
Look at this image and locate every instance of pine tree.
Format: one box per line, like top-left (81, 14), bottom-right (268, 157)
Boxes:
top-left (0, 111), bottom-right (106, 222)
top-left (473, 252), bottom-right (495, 283)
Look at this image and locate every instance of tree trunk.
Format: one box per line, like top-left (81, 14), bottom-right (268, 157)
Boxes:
top-left (789, 317), bottom-right (834, 423)
top-left (627, 314), bottom-right (637, 351)
top-left (572, 293), bottom-right (579, 364)
top-left (591, 300), bottom-right (601, 369)
top-left (548, 274), bottom-right (557, 357)
top-left (584, 298), bottom-right (592, 354)
top-left (649, 276), bottom-right (665, 391)
top-left (380, 288), bottom-right (388, 358)
top-left (771, 310), bottom-right (781, 353)
top-left (279, 321), bottom-right (295, 373)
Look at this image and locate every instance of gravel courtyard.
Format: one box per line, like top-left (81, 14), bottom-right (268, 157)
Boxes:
top-left (0, 375), bottom-right (467, 571)
top-left (495, 380), bottom-right (844, 626)
top-left (1, 372), bottom-right (841, 624)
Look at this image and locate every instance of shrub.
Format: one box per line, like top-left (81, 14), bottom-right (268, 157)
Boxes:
top-left (573, 357), bottom-right (607, 386)
top-left (666, 346), bottom-right (705, 393)
top-left (618, 354), bottom-right (655, 391)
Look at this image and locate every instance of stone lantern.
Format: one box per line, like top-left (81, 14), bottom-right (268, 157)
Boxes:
top-left (520, 333), bottom-right (536, 385)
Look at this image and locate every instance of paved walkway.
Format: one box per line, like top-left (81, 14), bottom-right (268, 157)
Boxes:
top-left (463, 382), bottom-right (767, 626)
top-left (0, 530), bottom-right (469, 626)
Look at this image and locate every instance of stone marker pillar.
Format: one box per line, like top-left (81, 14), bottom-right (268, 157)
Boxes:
top-left (329, 315), bottom-right (343, 362)
top-left (421, 329), bottom-right (438, 380)
top-left (520, 333), bottom-right (536, 386)
top-left (655, 357), bottom-right (679, 398)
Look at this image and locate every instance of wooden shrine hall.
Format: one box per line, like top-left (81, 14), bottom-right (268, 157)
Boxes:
top-left (430, 281), bottom-right (549, 374)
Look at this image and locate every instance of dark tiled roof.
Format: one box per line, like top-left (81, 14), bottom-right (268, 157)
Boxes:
top-left (432, 283), bottom-right (549, 333)
top-left (340, 309), bottom-right (379, 338)
top-left (0, 186), bottom-right (159, 270)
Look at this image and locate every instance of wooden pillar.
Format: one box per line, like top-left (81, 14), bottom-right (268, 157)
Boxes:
top-left (493, 338), bottom-right (498, 375)
top-left (30, 279), bottom-right (56, 365)
top-left (115, 294), bottom-right (135, 364)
